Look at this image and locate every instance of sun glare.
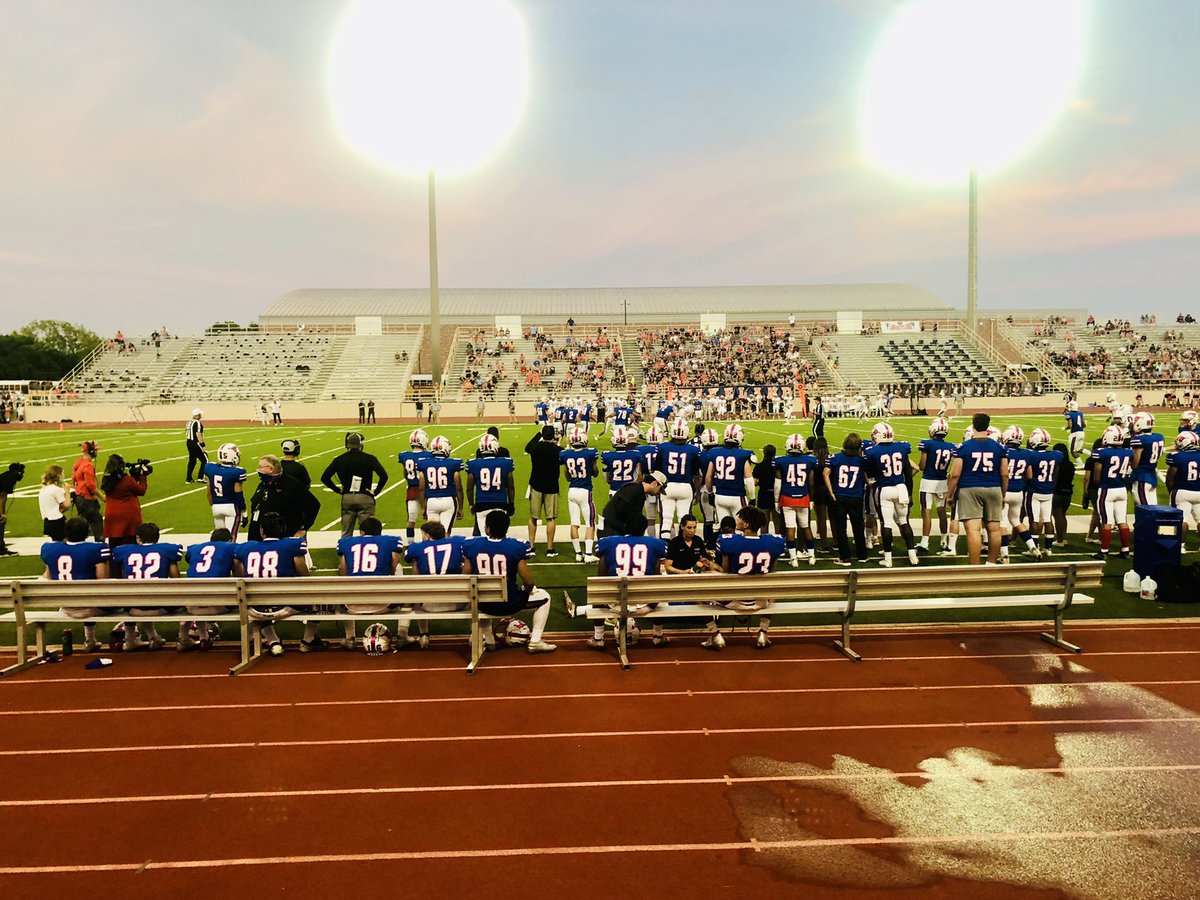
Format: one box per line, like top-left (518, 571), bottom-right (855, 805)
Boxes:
top-left (861, 0), bottom-right (1086, 185)
top-left (327, 0), bottom-right (529, 178)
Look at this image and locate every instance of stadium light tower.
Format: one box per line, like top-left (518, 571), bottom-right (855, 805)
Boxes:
top-left (327, 0), bottom-right (530, 389)
top-left (860, 0), bottom-right (1085, 332)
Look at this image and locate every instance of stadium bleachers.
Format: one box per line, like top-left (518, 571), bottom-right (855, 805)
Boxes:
top-left (817, 331), bottom-right (1005, 392)
top-left (321, 332), bottom-right (423, 402)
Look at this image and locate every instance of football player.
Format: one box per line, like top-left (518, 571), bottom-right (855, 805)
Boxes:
top-left (863, 423), bottom-right (919, 567)
top-left (694, 427), bottom-right (720, 543)
top-left (1064, 400), bottom-right (1087, 466)
top-left (182, 526), bottom-right (237, 651)
top-left (337, 516), bottom-right (403, 577)
top-left (397, 430), bottom-right (432, 542)
top-left (1129, 411), bottom-right (1165, 508)
top-left (1026, 429), bottom-right (1061, 556)
top-left (40, 516), bottom-right (109, 651)
top-left (559, 426), bottom-right (599, 562)
top-left (534, 398), bottom-right (550, 428)
top-left (111, 522), bottom-right (182, 651)
top-left (998, 425), bottom-right (1039, 561)
top-left (1166, 431), bottom-right (1200, 551)
top-left (710, 506), bottom-right (785, 649)
top-left (233, 511), bottom-right (309, 656)
top-left (1087, 425), bottom-right (1133, 560)
top-left (656, 418), bottom-right (702, 539)
top-left (1179, 410), bottom-right (1198, 435)
top-left (592, 519), bottom-right (669, 649)
top-left (417, 436), bottom-right (463, 531)
top-left (203, 442), bottom-right (247, 540)
top-left (466, 434), bottom-right (515, 536)
top-left (633, 425), bottom-right (663, 537)
top-left (463, 510), bottom-right (556, 654)
top-left (401, 520), bottom-right (466, 648)
top-left (917, 417), bottom-right (955, 554)
top-left (773, 433), bottom-right (818, 567)
top-left (706, 423), bottom-right (755, 538)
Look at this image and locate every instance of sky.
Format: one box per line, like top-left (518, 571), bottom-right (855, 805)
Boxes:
top-left (1, 0), bottom-right (1197, 334)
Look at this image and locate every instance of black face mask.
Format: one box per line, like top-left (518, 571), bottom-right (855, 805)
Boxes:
top-left (258, 471), bottom-right (280, 485)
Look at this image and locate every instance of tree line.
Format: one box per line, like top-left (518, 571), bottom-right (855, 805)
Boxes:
top-left (0, 320), bottom-right (103, 381)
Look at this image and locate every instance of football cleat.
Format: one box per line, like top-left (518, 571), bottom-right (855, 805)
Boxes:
top-left (1175, 431), bottom-right (1199, 452)
top-left (1002, 425), bottom-right (1024, 448)
top-left (216, 442), bottom-right (240, 466)
top-left (362, 623), bottom-right (390, 656)
top-left (409, 429), bottom-right (430, 449)
top-left (755, 630), bottom-right (771, 649)
top-left (569, 426), bottom-right (588, 448)
top-left (1102, 424), bottom-right (1125, 447)
top-left (928, 417), bottom-right (949, 438)
top-left (723, 423), bottom-right (745, 446)
top-left (871, 422), bottom-right (894, 444)
top-left (699, 427), bottom-right (719, 448)
top-left (478, 433), bottom-right (499, 455)
top-left (1132, 411), bottom-right (1155, 434)
top-left (785, 432), bottom-right (806, 454)
top-left (430, 436), bottom-right (452, 457)
top-left (669, 417), bottom-right (690, 441)
top-left (1028, 427), bottom-right (1052, 450)
top-left (701, 632), bottom-right (726, 651)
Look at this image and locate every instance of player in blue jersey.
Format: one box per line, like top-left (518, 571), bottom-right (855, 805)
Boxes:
top-left (395, 520), bottom-right (466, 648)
top-left (612, 402), bottom-right (633, 431)
top-left (580, 401), bottom-right (593, 433)
top-left (705, 423), bottom-right (756, 533)
top-left (592, 519), bottom-right (669, 649)
top-left (560, 426), bottom-right (600, 562)
top-left (656, 417), bottom-right (702, 539)
top-left (773, 433), bottom-right (819, 567)
top-left (917, 417), bottom-right (955, 554)
top-left (418, 435), bottom-right (463, 531)
top-left (634, 425), bottom-right (663, 537)
top-left (1024, 429), bottom-right (1063, 556)
top-left (653, 401), bottom-right (675, 432)
top-left (1129, 411), bottom-right (1165, 508)
top-left (111, 521), bottom-right (183, 651)
top-left (1179, 410), bottom-right (1198, 435)
top-left (1086, 425), bottom-right (1133, 559)
top-left (534, 399), bottom-right (550, 427)
top-left (947, 413), bottom-right (1009, 566)
top-left (40, 516), bottom-right (110, 652)
top-left (337, 516), bottom-right (403, 577)
top-left (203, 442), bottom-right (247, 540)
top-left (693, 427), bottom-right (720, 544)
top-left (462, 510), bottom-right (556, 654)
top-left (824, 433), bottom-right (868, 565)
top-left (1064, 400), bottom-right (1087, 466)
top-left (998, 425), bottom-right (1039, 562)
top-left (707, 505), bottom-right (786, 650)
top-left (233, 511), bottom-right (309, 656)
top-left (397, 429), bottom-right (432, 542)
top-left (182, 526), bottom-right (237, 651)
top-left (863, 423), bottom-right (919, 567)
top-left (1167, 431), bottom-right (1200, 551)
top-left (466, 433), bottom-right (515, 535)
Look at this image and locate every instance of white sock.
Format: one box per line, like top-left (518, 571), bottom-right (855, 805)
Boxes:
top-left (343, 621), bottom-right (356, 640)
top-left (261, 624), bottom-right (280, 644)
top-left (593, 625), bottom-right (604, 640)
top-left (530, 602), bottom-right (550, 643)
top-left (571, 539), bottom-right (581, 554)
top-left (303, 623), bottom-right (318, 642)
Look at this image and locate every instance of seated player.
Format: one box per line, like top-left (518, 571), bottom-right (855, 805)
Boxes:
top-left (1088, 425), bottom-right (1133, 560)
top-left (40, 515), bottom-right (109, 652)
top-left (773, 433), bottom-right (818, 566)
top-left (591, 516), bottom-right (669, 649)
top-left (917, 417), bottom-right (954, 554)
top-left (863, 423), bottom-right (919, 567)
top-left (338, 516), bottom-right (405, 632)
top-left (417, 436), bottom-right (463, 531)
top-left (397, 430), bottom-right (431, 542)
top-left (181, 526), bottom-right (237, 651)
top-left (462, 510), bottom-right (557, 654)
top-left (203, 442), bottom-right (247, 540)
top-left (1025, 429), bottom-right (1062, 556)
top-left (233, 510), bottom-right (309, 656)
top-left (466, 433), bottom-right (515, 536)
top-left (999, 425), bottom-right (1039, 562)
top-left (710, 505), bottom-right (785, 650)
top-left (560, 426), bottom-right (600, 562)
top-left (400, 520), bottom-right (466, 647)
top-left (1166, 431), bottom-right (1200, 552)
top-left (111, 522), bottom-right (183, 651)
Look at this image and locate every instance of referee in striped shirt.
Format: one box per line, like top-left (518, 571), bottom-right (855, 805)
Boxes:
top-left (185, 408), bottom-right (207, 483)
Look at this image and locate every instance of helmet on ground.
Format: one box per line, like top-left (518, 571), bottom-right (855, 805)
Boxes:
top-left (217, 442), bottom-right (240, 465)
top-left (1132, 411), bottom-right (1155, 434)
top-left (1102, 425), bottom-right (1125, 447)
top-left (699, 428), bottom-right (719, 448)
top-left (785, 433), bottom-right (806, 454)
top-left (362, 623), bottom-right (390, 656)
top-left (928, 418), bottom-right (949, 438)
top-left (1002, 425), bottom-right (1024, 448)
top-left (871, 422), bottom-right (894, 444)
top-left (1181, 411), bottom-right (1198, 427)
top-left (1067, 400), bottom-right (1079, 411)
top-left (478, 434), bottom-right (499, 455)
top-left (1028, 428), bottom-right (1052, 450)
top-left (430, 436), bottom-right (451, 457)
top-left (569, 426), bottom-right (588, 448)
top-left (723, 423), bottom-right (744, 446)
top-left (409, 429), bottom-right (429, 449)
top-left (1175, 431), bottom-right (1199, 452)
top-left (500, 617), bottom-right (530, 646)
top-left (646, 424), bottom-right (663, 444)
top-left (669, 418), bottom-right (689, 441)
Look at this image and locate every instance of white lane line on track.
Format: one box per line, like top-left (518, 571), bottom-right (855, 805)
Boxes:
top-left (4, 647), bottom-right (1200, 686)
top-left (4, 763), bottom-right (1199, 809)
top-left (3, 827), bottom-right (1199, 873)
top-left (5, 679), bottom-right (1199, 718)
top-left (3, 716), bottom-right (1198, 757)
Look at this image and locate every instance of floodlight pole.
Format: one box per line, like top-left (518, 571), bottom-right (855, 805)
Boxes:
top-left (966, 165), bottom-right (978, 335)
top-left (428, 168), bottom-right (443, 391)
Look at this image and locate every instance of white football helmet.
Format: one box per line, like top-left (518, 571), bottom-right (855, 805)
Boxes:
top-left (362, 623), bottom-right (390, 656)
top-left (569, 426), bottom-right (588, 448)
top-left (216, 442), bottom-right (240, 465)
top-left (478, 433), bottom-right (499, 455)
top-left (1102, 425), bottom-right (1125, 447)
top-left (430, 435), bottom-right (452, 457)
top-left (409, 429), bottom-right (429, 449)
top-left (1181, 411), bottom-right (1198, 428)
top-left (1028, 428), bottom-right (1052, 450)
top-left (962, 426), bottom-right (975, 442)
top-left (1002, 425), bottom-right (1024, 448)
top-left (1176, 431), bottom-right (1199, 451)
top-left (1106, 392), bottom-right (1118, 405)
top-left (785, 433), bottom-right (806, 454)
top-left (626, 425), bottom-right (642, 446)
top-left (646, 424), bottom-right (663, 444)
top-left (1132, 411), bottom-right (1155, 434)
top-left (985, 426), bottom-right (1002, 441)
top-left (723, 423), bottom-right (744, 446)
top-left (928, 417), bottom-right (949, 438)
top-left (870, 422), bottom-right (894, 444)
top-left (612, 425), bottom-right (630, 448)
top-left (1067, 400), bottom-right (1079, 411)
top-left (501, 617), bottom-right (530, 646)
top-left (668, 418), bottom-right (689, 441)
top-left (699, 427), bottom-right (719, 448)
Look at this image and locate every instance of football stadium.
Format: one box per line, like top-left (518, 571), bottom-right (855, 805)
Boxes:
top-left (2, 2), bottom-right (1198, 897)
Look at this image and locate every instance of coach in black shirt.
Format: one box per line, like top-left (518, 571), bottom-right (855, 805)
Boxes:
top-left (249, 455), bottom-right (320, 540)
top-left (525, 425), bottom-right (562, 555)
top-left (0, 462), bottom-right (26, 554)
top-left (280, 438), bottom-right (311, 487)
top-left (321, 433), bottom-right (389, 538)
top-left (601, 471), bottom-right (666, 539)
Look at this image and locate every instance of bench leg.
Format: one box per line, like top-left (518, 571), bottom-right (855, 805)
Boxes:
top-left (833, 615), bottom-right (862, 663)
top-left (34, 624), bottom-right (46, 660)
top-left (467, 618), bottom-right (484, 676)
top-left (1, 657), bottom-right (42, 677)
top-left (229, 624), bottom-right (265, 675)
top-left (615, 614), bottom-right (630, 670)
top-left (1040, 610), bottom-right (1081, 653)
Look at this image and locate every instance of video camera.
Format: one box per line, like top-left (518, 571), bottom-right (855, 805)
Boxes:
top-left (127, 458), bottom-right (154, 477)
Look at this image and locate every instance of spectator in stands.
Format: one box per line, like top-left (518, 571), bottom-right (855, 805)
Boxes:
top-left (39, 465), bottom-right (70, 542)
top-left (101, 454), bottom-right (147, 549)
top-left (0, 462), bottom-right (26, 555)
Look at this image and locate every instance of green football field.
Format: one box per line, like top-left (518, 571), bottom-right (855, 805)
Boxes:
top-left (0, 414), bottom-right (1193, 636)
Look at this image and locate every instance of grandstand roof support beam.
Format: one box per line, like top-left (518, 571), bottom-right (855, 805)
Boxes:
top-left (967, 165), bottom-right (978, 335)
top-left (428, 167), bottom-right (443, 391)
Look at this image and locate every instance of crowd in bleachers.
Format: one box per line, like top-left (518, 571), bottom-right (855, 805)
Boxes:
top-left (457, 327), bottom-right (625, 399)
top-left (638, 325), bottom-right (819, 395)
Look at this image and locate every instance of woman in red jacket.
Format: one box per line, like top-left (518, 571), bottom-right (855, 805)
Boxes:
top-left (101, 454), bottom-right (147, 549)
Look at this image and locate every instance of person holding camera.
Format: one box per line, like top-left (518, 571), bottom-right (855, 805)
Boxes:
top-left (0, 462), bottom-right (27, 555)
top-left (101, 454), bottom-right (150, 548)
top-left (320, 432), bottom-right (389, 538)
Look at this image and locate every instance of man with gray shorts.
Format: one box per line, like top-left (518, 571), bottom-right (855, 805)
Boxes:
top-left (946, 412), bottom-right (1009, 565)
top-left (320, 432), bottom-right (389, 538)
top-left (525, 425), bottom-right (562, 557)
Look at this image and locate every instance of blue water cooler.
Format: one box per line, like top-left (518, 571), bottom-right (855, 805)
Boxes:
top-left (1133, 505), bottom-right (1183, 579)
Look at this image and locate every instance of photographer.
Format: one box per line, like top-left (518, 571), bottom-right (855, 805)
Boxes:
top-left (0, 462), bottom-right (26, 555)
top-left (102, 454), bottom-right (150, 549)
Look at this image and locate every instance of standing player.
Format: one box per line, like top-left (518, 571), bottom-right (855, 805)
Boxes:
top-left (612, 399), bottom-right (634, 435)
top-left (560, 426), bottom-right (600, 562)
top-left (1064, 400), bottom-right (1087, 467)
top-left (418, 436), bottom-right (463, 531)
top-left (1087, 424), bottom-right (1133, 560)
top-left (863, 423), bottom-right (919, 567)
top-left (999, 426), bottom-right (1039, 562)
top-left (466, 433), bottom-right (515, 536)
top-left (1180, 410), bottom-right (1198, 435)
top-left (1167, 431), bottom-right (1200, 552)
top-left (711, 506), bottom-right (786, 649)
top-left (111, 522), bottom-right (182, 651)
top-left (656, 418), bottom-right (702, 539)
top-left (600, 425), bottom-right (642, 533)
top-left (40, 516), bottom-right (109, 651)
top-left (1129, 411), bottom-right (1165, 507)
top-left (705, 424), bottom-right (755, 538)
top-left (917, 418), bottom-right (955, 554)
top-left (592, 521), bottom-right (669, 649)
top-left (773, 433), bottom-right (818, 566)
top-left (397, 430), bottom-right (432, 543)
top-left (946, 415), bottom-right (1009, 566)
top-left (635, 425), bottom-right (663, 537)
top-left (182, 527), bottom-right (237, 651)
top-left (580, 399), bottom-right (594, 434)
top-left (463, 510), bottom-right (557, 654)
top-left (1026, 429), bottom-right (1062, 556)
top-left (234, 511), bottom-right (309, 656)
top-left (694, 427), bottom-right (720, 543)
top-left (534, 398), bottom-right (550, 428)
top-left (203, 442), bottom-right (247, 540)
